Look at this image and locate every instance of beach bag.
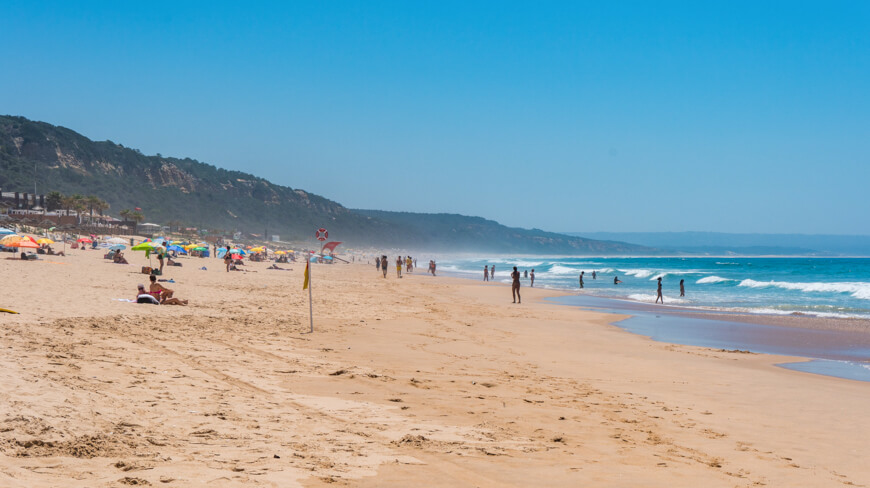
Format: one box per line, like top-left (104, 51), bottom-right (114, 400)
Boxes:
top-left (150, 269), bottom-right (162, 276)
top-left (141, 266), bottom-right (152, 274)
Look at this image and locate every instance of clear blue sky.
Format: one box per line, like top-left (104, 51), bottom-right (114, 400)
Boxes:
top-left (2, 1), bottom-right (868, 234)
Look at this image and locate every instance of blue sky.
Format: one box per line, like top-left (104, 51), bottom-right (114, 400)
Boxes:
top-left (2, 1), bottom-right (868, 234)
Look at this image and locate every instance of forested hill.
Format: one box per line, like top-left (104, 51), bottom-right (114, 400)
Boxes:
top-left (0, 115), bottom-right (653, 254)
top-left (0, 115), bottom-right (396, 241)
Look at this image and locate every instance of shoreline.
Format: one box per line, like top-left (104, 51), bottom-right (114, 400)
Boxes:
top-left (439, 269), bottom-right (870, 382)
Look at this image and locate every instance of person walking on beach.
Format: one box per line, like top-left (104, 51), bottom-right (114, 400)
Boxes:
top-left (490, 265), bottom-right (495, 280)
top-left (680, 279), bottom-right (685, 297)
top-left (579, 271), bottom-right (585, 289)
top-left (656, 277), bottom-right (664, 304)
top-left (530, 269), bottom-right (535, 287)
top-left (375, 256), bottom-right (380, 270)
top-left (396, 257), bottom-right (403, 278)
top-left (381, 255), bottom-right (388, 278)
top-left (511, 266), bottom-right (521, 303)
top-left (156, 243), bottom-right (165, 274)
top-left (484, 265), bottom-right (489, 281)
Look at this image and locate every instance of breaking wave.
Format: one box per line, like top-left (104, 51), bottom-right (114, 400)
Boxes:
top-left (696, 276), bottom-right (737, 284)
top-left (738, 279), bottom-right (870, 300)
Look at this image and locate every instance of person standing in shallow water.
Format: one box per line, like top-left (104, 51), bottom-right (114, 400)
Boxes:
top-left (579, 271), bottom-right (584, 289)
top-left (592, 270), bottom-right (597, 280)
top-left (656, 277), bottom-right (664, 304)
top-left (680, 279), bottom-right (685, 297)
top-left (483, 265), bottom-right (489, 281)
top-left (511, 266), bottom-right (521, 304)
top-left (530, 269), bottom-right (535, 287)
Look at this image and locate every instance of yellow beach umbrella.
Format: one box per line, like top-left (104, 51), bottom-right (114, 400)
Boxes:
top-left (0, 234), bottom-right (21, 245)
top-left (274, 250), bottom-right (286, 255)
top-left (37, 238), bottom-right (55, 245)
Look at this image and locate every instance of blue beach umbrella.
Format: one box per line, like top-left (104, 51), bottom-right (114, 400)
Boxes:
top-left (0, 227), bottom-right (15, 235)
top-left (110, 244), bottom-right (126, 251)
top-left (167, 245), bottom-right (187, 254)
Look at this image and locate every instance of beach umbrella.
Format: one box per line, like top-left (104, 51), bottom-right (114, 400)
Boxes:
top-left (106, 237), bottom-right (126, 245)
top-left (7, 238), bottom-right (39, 249)
top-left (77, 237), bottom-right (93, 244)
top-left (192, 246), bottom-right (207, 252)
top-left (110, 244), bottom-right (126, 251)
top-left (37, 238), bottom-right (54, 245)
top-left (274, 251), bottom-right (286, 255)
top-left (0, 227), bottom-right (15, 235)
top-left (0, 234), bottom-right (21, 245)
top-left (131, 242), bottom-right (157, 251)
top-left (166, 245), bottom-right (187, 254)
top-left (229, 248), bottom-right (247, 255)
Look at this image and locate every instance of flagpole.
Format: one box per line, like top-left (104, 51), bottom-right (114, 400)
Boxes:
top-left (308, 254), bottom-right (314, 333)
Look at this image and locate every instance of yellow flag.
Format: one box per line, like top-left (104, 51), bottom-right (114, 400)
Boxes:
top-left (303, 260), bottom-right (310, 290)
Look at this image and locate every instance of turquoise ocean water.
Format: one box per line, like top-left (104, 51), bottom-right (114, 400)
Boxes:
top-left (437, 257), bottom-right (870, 320)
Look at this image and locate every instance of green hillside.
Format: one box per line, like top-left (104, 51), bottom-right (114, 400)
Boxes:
top-left (0, 115), bottom-right (654, 254)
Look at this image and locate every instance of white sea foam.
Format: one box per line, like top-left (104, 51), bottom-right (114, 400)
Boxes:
top-left (738, 279), bottom-right (870, 300)
top-left (696, 275), bottom-right (736, 284)
top-left (620, 269), bottom-right (656, 278)
top-left (648, 270), bottom-right (707, 281)
top-left (548, 264), bottom-right (583, 275)
top-left (485, 258), bottom-right (544, 267)
top-left (627, 294), bottom-right (689, 304)
top-left (734, 307), bottom-right (869, 320)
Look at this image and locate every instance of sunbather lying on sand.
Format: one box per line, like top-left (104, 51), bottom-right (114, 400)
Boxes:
top-left (137, 281), bottom-right (188, 305)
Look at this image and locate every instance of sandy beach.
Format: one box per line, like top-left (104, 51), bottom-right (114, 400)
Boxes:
top-left (1, 249), bottom-right (869, 487)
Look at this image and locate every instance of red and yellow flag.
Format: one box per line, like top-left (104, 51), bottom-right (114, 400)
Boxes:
top-left (303, 260), bottom-right (310, 290)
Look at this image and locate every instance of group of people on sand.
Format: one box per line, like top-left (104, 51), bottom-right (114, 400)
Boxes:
top-left (373, 255), bottom-right (431, 277)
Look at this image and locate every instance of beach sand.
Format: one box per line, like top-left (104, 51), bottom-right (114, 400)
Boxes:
top-left (1, 249), bottom-right (869, 487)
